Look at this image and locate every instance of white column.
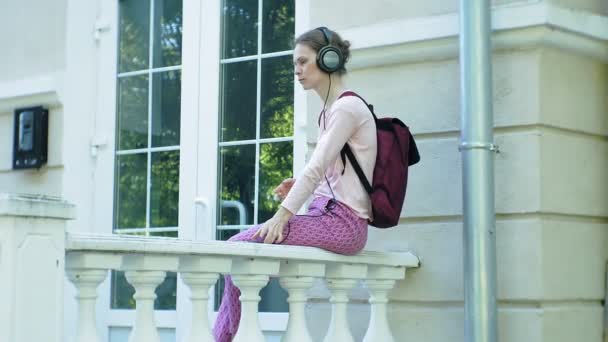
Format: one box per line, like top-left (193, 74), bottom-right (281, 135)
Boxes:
top-left (363, 265), bottom-right (406, 342)
top-left (124, 270), bottom-right (167, 342)
top-left (229, 258), bottom-right (280, 342)
top-left (178, 255), bottom-right (232, 342)
top-left (278, 261), bottom-right (325, 342)
top-left (66, 269), bottom-right (108, 342)
top-left (0, 194), bottom-right (74, 342)
top-left (322, 263), bottom-right (367, 342)
top-left (323, 278), bottom-right (358, 342)
top-left (279, 277), bottom-right (315, 342)
top-left (231, 274), bottom-right (269, 342)
top-left (180, 272), bottom-right (219, 342)
top-left (362, 279), bottom-right (397, 342)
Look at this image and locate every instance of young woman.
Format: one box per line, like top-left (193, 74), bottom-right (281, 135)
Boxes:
top-left (213, 27), bottom-right (377, 342)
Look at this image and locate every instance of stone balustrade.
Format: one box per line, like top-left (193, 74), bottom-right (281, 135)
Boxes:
top-left (65, 232), bottom-right (420, 342)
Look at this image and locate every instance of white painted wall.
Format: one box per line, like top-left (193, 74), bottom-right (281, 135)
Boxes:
top-left (307, 0), bottom-right (536, 29)
top-left (0, 1), bottom-right (606, 341)
top-left (0, 0), bottom-right (67, 82)
top-left (302, 1), bottom-right (608, 341)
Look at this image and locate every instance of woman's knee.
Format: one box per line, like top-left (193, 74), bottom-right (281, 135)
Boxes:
top-left (227, 226), bottom-right (259, 242)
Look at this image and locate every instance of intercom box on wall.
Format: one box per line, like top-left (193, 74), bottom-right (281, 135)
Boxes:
top-left (13, 106), bottom-right (48, 169)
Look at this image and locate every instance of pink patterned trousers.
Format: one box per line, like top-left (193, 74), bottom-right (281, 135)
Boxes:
top-left (213, 196), bottom-right (368, 342)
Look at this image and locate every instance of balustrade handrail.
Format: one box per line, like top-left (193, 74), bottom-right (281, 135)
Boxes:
top-left (66, 232), bottom-right (420, 268)
top-left (65, 232), bottom-right (420, 342)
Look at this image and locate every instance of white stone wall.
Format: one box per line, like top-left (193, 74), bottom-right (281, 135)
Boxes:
top-left (0, 1), bottom-right (605, 341)
top-left (0, 0), bottom-right (68, 197)
top-left (307, 0), bottom-right (532, 28)
top-left (0, 106), bottom-right (64, 196)
top-left (0, 0), bottom-right (67, 82)
top-left (303, 1), bottom-right (608, 341)
top-left (0, 0), bottom-right (99, 233)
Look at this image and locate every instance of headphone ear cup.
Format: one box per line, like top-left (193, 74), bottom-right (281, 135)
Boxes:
top-left (317, 45), bottom-right (343, 74)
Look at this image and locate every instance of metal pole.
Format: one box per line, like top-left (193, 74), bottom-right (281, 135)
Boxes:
top-left (459, 0), bottom-right (498, 341)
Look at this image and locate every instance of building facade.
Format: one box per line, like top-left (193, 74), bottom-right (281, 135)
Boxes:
top-left (0, 0), bottom-right (606, 341)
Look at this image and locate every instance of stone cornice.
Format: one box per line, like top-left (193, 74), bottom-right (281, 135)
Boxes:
top-left (0, 193), bottom-right (75, 219)
top-left (343, 2), bottom-right (608, 69)
top-left (0, 72), bottom-right (63, 114)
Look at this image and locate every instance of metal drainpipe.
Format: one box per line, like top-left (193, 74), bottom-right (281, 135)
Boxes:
top-left (459, 0), bottom-right (498, 342)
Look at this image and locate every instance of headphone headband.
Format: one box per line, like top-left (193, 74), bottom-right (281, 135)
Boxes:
top-left (318, 26), bottom-right (332, 45)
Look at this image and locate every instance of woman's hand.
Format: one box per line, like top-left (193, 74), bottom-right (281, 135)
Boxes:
top-left (252, 206), bottom-right (294, 244)
top-left (272, 178), bottom-right (296, 201)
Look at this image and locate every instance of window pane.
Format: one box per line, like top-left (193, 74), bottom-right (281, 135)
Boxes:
top-left (109, 327), bottom-right (175, 342)
top-left (150, 230), bottom-right (177, 310)
top-left (259, 278), bottom-right (288, 312)
top-left (153, 0), bottom-right (182, 68)
top-left (150, 151), bottom-right (179, 227)
top-left (258, 142), bottom-right (293, 222)
top-left (216, 228), bottom-right (241, 241)
top-left (114, 153), bottom-right (147, 229)
top-left (219, 61), bottom-right (257, 142)
top-left (262, 0), bottom-right (294, 53)
top-left (117, 75), bottom-right (149, 151)
top-left (151, 71), bottom-right (181, 147)
top-left (119, 0), bottom-right (150, 73)
top-left (221, 0), bottom-right (258, 59)
top-left (218, 145), bottom-right (255, 226)
top-left (150, 230), bottom-right (178, 237)
top-left (110, 270), bottom-right (177, 311)
top-left (154, 271), bottom-right (177, 310)
top-left (260, 56), bottom-right (294, 139)
top-left (111, 270), bottom-right (135, 309)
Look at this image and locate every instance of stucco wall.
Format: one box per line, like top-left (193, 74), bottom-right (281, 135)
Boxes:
top-left (303, 2), bottom-right (608, 340)
top-left (308, 0), bottom-right (533, 29)
top-left (0, 0), bottom-right (67, 82)
top-left (308, 0), bottom-right (608, 30)
top-left (0, 0), bottom-right (68, 197)
top-left (548, 0), bottom-right (608, 16)
top-left (0, 0), bottom-right (99, 231)
top-left (0, 106), bottom-right (64, 196)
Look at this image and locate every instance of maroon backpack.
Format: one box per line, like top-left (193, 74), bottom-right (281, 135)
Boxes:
top-left (339, 91), bottom-right (420, 228)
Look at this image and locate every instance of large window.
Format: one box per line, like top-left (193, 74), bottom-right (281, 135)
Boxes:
top-left (216, 0), bottom-right (295, 312)
top-left (111, 0), bottom-right (183, 311)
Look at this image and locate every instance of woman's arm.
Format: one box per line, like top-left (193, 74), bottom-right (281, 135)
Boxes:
top-left (281, 100), bottom-right (364, 214)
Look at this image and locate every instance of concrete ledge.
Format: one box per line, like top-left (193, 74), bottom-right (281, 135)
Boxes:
top-left (343, 2), bottom-right (608, 69)
top-left (66, 232), bottom-right (420, 268)
top-left (0, 73), bottom-right (63, 114)
top-left (0, 193), bottom-right (75, 220)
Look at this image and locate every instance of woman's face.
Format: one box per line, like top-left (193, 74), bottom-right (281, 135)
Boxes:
top-left (293, 43), bottom-right (325, 90)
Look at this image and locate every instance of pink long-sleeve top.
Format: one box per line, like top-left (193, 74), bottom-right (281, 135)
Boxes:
top-left (281, 92), bottom-right (377, 219)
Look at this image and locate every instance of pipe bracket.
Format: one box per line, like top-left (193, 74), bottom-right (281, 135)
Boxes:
top-left (458, 142), bottom-right (500, 153)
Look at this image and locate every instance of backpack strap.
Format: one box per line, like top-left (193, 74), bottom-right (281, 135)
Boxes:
top-left (341, 144), bottom-right (373, 195)
top-left (338, 91), bottom-right (376, 195)
top-left (339, 91), bottom-right (378, 121)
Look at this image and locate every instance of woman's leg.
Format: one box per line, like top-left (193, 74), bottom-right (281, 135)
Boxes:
top-left (213, 226), bottom-right (262, 342)
top-left (213, 197), bottom-right (367, 341)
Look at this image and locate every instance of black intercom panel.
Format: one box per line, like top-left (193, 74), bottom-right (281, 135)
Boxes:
top-left (13, 106), bottom-right (48, 169)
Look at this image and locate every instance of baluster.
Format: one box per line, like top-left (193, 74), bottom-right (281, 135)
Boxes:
top-left (363, 266), bottom-right (406, 342)
top-left (231, 274), bottom-right (269, 342)
top-left (124, 270), bottom-right (167, 342)
top-left (278, 261), bottom-right (325, 342)
top-left (230, 258), bottom-right (280, 342)
top-left (66, 269), bottom-right (108, 342)
top-left (323, 264), bottom-right (367, 342)
top-left (363, 279), bottom-right (397, 342)
top-left (180, 272), bottom-right (218, 342)
top-left (179, 255), bottom-right (232, 342)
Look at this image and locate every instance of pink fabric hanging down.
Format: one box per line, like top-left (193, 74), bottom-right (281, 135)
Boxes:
top-left (213, 196), bottom-right (368, 342)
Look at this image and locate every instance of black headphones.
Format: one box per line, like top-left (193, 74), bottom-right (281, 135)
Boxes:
top-left (316, 27), bottom-right (344, 74)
